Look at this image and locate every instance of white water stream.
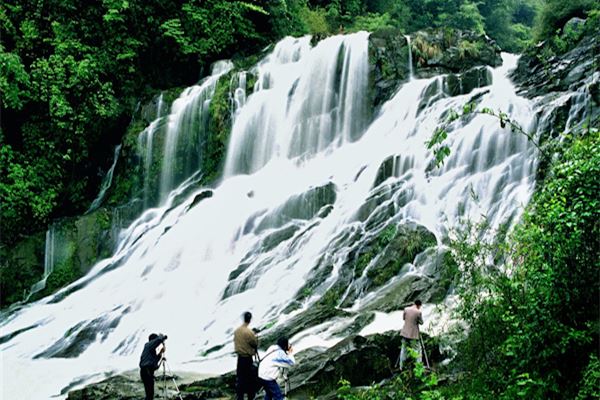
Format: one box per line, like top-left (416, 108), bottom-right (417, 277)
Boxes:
top-left (1, 32), bottom-right (543, 399)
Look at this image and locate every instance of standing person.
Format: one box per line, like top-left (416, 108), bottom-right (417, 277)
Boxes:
top-left (259, 337), bottom-right (296, 400)
top-left (399, 299), bottom-right (423, 370)
top-left (234, 311), bottom-right (259, 400)
top-left (139, 333), bottom-right (167, 400)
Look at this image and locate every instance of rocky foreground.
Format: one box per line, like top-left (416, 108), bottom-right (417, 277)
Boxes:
top-left (67, 330), bottom-right (442, 400)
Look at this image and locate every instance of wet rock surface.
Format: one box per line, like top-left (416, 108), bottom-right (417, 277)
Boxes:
top-left (67, 331), bottom-right (444, 399)
top-left (512, 33), bottom-right (598, 99)
top-left (369, 28), bottom-right (502, 110)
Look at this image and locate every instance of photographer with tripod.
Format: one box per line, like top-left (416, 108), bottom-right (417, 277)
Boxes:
top-left (397, 300), bottom-right (424, 370)
top-left (139, 333), bottom-right (167, 400)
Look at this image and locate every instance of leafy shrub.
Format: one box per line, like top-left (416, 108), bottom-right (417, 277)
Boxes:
top-left (449, 128), bottom-right (600, 398)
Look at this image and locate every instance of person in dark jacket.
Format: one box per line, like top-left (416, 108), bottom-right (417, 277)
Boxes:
top-left (233, 311), bottom-right (259, 400)
top-left (139, 333), bottom-right (167, 400)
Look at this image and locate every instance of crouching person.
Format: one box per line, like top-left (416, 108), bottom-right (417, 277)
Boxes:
top-left (258, 337), bottom-right (295, 400)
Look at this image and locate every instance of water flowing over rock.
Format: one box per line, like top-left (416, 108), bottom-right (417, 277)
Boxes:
top-left (0, 29), bottom-right (593, 399)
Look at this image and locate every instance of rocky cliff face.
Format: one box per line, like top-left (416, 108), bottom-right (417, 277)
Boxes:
top-left (369, 28), bottom-right (501, 109)
top-left (511, 27), bottom-right (599, 180)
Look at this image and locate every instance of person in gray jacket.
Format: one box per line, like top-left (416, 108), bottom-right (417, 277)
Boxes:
top-left (399, 299), bottom-right (423, 370)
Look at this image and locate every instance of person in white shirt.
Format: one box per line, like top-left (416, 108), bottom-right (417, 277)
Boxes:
top-left (258, 336), bottom-right (295, 400)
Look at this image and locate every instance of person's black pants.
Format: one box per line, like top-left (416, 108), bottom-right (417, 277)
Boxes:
top-left (140, 366), bottom-right (155, 400)
top-left (236, 356), bottom-right (256, 400)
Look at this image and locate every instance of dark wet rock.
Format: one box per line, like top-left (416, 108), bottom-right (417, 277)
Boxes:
top-left (368, 28), bottom-right (411, 109)
top-left (280, 222), bottom-right (437, 324)
top-left (255, 183), bottom-right (337, 233)
top-left (411, 29), bottom-right (501, 76)
top-left (186, 190), bottom-right (214, 212)
top-left (66, 375), bottom-right (143, 400)
top-left (35, 310), bottom-right (128, 359)
top-left (443, 66), bottom-right (493, 97)
top-left (363, 248), bottom-right (456, 313)
top-left (66, 372), bottom-right (226, 400)
top-left (0, 324), bottom-right (38, 345)
top-left (364, 224), bottom-right (437, 290)
top-left (355, 181), bottom-right (407, 226)
top-left (511, 29), bottom-right (599, 183)
top-left (368, 27), bottom-right (500, 113)
top-left (288, 331), bottom-right (444, 398)
top-left (330, 312), bottom-right (376, 337)
top-left (512, 33), bottom-right (598, 99)
top-left (0, 230), bottom-right (46, 307)
top-left (258, 304), bottom-right (352, 351)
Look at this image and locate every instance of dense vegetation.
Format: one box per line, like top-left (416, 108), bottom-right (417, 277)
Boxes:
top-left (1, 0), bottom-right (598, 397)
top-left (448, 128), bottom-right (599, 399)
top-left (334, 127), bottom-right (600, 400)
top-left (2, 0), bottom-right (590, 245)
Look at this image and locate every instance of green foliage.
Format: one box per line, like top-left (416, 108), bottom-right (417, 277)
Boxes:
top-left (576, 354), bottom-right (600, 400)
top-left (336, 357), bottom-right (455, 400)
top-left (0, 0), bottom-right (294, 245)
top-left (448, 128), bottom-right (600, 398)
top-left (39, 259), bottom-right (81, 298)
top-left (477, 0), bottom-right (541, 52)
top-left (438, 1), bottom-right (485, 35)
top-left (348, 12), bottom-right (394, 32)
top-left (299, 6), bottom-right (331, 36)
top-left (426, 127), bottom-right (451, 168)
top-left (533, 0), bottom-right (597, 41)
top-left (0, 47), bottom-right (30, 109)
top-left (0, 142), bottom-right (61, 235)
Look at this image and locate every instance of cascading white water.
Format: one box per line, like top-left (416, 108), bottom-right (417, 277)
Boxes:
top-left (1, 33), bottom-right (551, 400)
top-left (231, 71), bottom-right (247, 117)
top-left (159, 61), bottom-right (233, 203)
top-left (224, 33), bottom-right (370, 176)
top-left (26, 226), bottom-right (58, 299)
top-left (87, 144), bottom-right (122, 213)
top-left (565, 71), bottom-right (599, 132)
top-left (405, 35), bottom-right (414, 79)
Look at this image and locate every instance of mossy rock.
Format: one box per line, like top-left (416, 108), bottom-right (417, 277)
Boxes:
top-left (412, 28), bottom-right (501, 74)
top-left (368, 28), bottom-right (410, 109)
top-left (0, 231), bottom-right (46, 307)
top-left (288, 331), bottom-right (405, 398)
top-left (257, 304), bottom-right (351, 351)
top-left (365, 224), bottom-right (437, 290)
top-left (255, 182), bottom-right (337, 233)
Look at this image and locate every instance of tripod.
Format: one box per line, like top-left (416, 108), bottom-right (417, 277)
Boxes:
top-left (395, 328), bottom-right (431, 370)
top-left (161, 358), bottom-right (184, 400)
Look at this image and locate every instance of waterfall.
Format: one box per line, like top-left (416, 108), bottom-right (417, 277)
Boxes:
top-left (224, 33), bottom-right (369, 176)
top-left (159, 61), bottom-right (233, 203)
top-left (87, 145), bottom-right (122, 213)
top-left (25, 226), bottom-right (57, 299)
top-left (1, 32), bottom-right (567, 400)
top-left (405, 35), bottom-right (414, 79)
top-left (231, 71), bottom-right (248, 117)
top-left (565, 71), bottom-right (599, 132)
